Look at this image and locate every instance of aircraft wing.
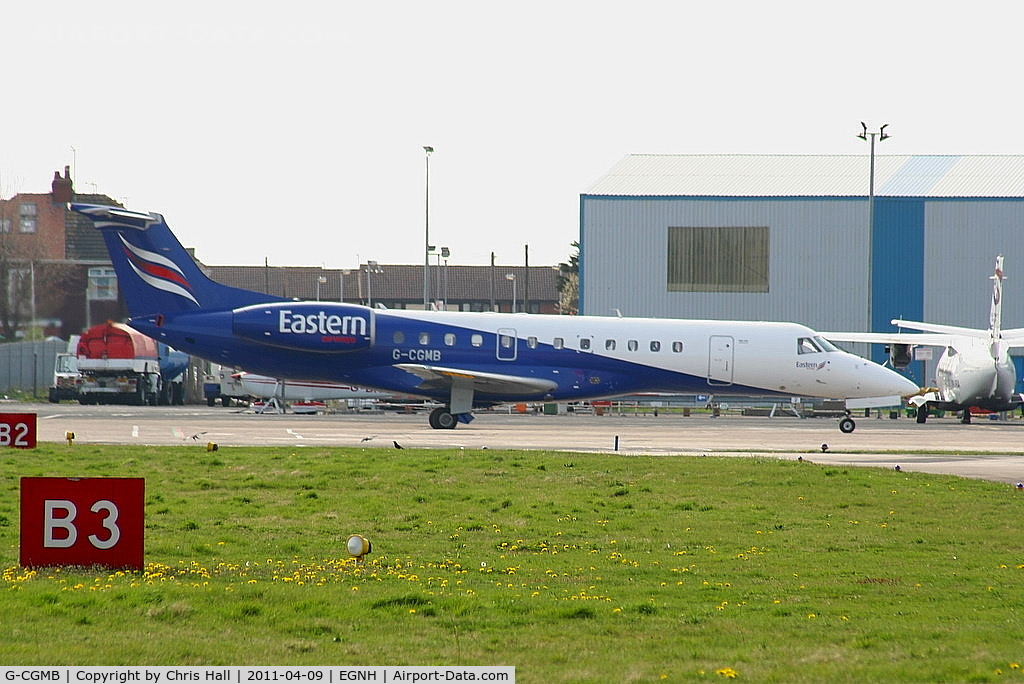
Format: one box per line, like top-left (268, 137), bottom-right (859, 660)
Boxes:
top-left (997, 328), bottom-right (1024, 348)
top-left (393, 363), bottom-right (558, 396)
top-left (822, 331), bottom-right (957, 347)
top-left (885, 319), bottom-right (987, 338)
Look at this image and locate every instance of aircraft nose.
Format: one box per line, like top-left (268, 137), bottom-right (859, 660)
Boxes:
top-left (860, 360), bottom-right (919, 397)
top-left (836, 352), bottom-right (918, 397)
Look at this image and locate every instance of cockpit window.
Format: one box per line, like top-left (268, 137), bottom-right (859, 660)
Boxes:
top-left (797, 337), bottom-right (822, 354)
top-left (813, 335), bottom-right (839, 353)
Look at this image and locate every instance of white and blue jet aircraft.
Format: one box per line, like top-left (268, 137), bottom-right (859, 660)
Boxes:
top-left (73, 203), bottom-right (917, 433)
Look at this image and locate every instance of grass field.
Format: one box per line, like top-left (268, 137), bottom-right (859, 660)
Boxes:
top-left (2, 443), bottom-right (1024, 682)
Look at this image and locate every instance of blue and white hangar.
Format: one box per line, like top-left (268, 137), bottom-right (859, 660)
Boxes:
top-left (580, 154), bottom-right (1024, 386)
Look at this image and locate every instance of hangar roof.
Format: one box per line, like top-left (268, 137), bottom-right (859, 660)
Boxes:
top-left (585, 154), bottom-right (1024, 198)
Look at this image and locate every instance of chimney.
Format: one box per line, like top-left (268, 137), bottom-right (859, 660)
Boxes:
top-left (51, 165), bottom-right (74, 204)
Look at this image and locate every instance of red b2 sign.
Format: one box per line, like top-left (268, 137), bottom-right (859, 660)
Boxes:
top-left (0, 412), bottom-right (36, 448)
top-left (20, 477), bottom-right (144, 570)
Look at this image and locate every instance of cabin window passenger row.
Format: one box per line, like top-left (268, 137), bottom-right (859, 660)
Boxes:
top-left (391, 330), bottom-right (686, 355)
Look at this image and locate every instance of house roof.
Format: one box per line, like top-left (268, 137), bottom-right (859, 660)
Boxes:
top-left (64, 194), bottom-right (121, 261)
top-left (205, 263), bottom-right (560, 302)
top-left (585, 154), bottom-right (1024, 198)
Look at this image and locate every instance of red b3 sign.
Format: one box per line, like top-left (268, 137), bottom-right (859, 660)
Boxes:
top-left (20, 477), bottom-right (144, 570)
top-left (0, 412), bottom-right (36, 448)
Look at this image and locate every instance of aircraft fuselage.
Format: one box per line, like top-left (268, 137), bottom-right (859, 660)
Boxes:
top-left (132, 302), bottom-right (915, 405)
top-left (933, 340), bottom-right (1017, 411)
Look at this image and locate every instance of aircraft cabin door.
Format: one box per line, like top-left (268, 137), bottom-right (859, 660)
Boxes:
top-left (707, 335), bottom-right (734, 386)
top-left (497, 328), bottom-right (518, 361)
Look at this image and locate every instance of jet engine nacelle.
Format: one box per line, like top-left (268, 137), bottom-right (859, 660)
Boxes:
top-left (232, 303), bottom-right (373, 353)
top-left (887, 343), bottom-right (913, 369)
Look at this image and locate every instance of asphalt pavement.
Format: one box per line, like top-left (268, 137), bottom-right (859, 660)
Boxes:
top-left (10, 401), bottom-right (1024, 485)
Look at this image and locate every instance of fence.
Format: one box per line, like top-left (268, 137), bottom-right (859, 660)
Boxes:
top-left (0, 339), bottom-right (66, 397)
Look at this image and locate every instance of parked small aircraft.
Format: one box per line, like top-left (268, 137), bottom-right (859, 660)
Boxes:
top-left (73, 203), bottom-right (917, 433)
top-left (235, 372), bottom-right (396, 414)
top-left (825, 255), bottom-right (1024, 423)
top-left (235, 372), bottom-right (394, 402)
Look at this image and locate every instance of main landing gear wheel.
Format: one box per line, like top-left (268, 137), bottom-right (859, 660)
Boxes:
top-left (429, 406), bottom-right (458, 430)
top-left (916, 405), bottom-right (928, 424)
top-left (838, 416), bottom-right (856, 434)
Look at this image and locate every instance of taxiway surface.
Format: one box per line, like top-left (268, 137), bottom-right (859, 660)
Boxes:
top-left (12, 402), bottom-right (1024, 485)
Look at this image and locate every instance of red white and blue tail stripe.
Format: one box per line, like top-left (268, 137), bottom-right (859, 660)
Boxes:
top-left (71, 203), bottom-right (283, 316)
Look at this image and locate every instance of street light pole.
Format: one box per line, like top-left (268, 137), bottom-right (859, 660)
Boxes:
top-left (423, 146), bottom-right (433, 309)
top-left (857, 122), bottom-right (890, 334)
top-left (340, 269), bottom-right (350, 303)
top-left (367, 260), bottom-right (381, 308)
top-left (506, 273), bottom-right (517, 313)
top-left (441, 246), bottom-right (450, 311)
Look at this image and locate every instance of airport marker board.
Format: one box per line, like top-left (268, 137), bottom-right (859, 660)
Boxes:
top-left (20, 477), bottom-right (145, 570)
top-left (0, 412), bottom-right (36, 448)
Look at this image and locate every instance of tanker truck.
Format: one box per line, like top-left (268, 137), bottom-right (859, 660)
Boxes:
top-left (69, 322), bottom-right (187, 405)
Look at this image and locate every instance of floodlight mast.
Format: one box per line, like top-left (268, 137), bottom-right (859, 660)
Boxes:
top-left (858, 122), bottom-right (890, 334)
top-left (423, 146), bottom-right (433, 309)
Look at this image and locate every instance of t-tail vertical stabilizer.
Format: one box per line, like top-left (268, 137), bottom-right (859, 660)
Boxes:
top-left (71, 203), bottom-right (283, 316)
top-left (990, 254), bottom-right (1005, 361)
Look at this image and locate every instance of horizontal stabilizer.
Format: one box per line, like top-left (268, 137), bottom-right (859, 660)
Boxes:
top-left (906, 391), bottom-right (940, 407)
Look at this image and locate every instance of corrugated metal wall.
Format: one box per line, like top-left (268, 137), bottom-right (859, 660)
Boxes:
top-left (0, 339), bottom-right (65, 396)
top-left (580, 197), bottom-right (872, 332)
top-left (924, 201), bottom-right (1024, 329)
top-left (582, 196), bottom-right (1024, 329)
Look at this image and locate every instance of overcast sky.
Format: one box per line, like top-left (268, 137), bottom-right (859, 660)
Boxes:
top-left (3, 1), bottom-right (1022, 268)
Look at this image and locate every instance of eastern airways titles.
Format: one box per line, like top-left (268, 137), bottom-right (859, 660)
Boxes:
top-left (278, 309), bottom-right (367, 337)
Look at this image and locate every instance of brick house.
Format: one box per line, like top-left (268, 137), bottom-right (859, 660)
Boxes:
top-left (0, 167), bottom-right (125, 339)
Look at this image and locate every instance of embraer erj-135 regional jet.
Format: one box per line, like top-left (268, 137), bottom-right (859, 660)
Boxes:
top-left (73, 203), bottom-right (917, 433)
top-left (826, 255), bottom-right (1024, 424)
